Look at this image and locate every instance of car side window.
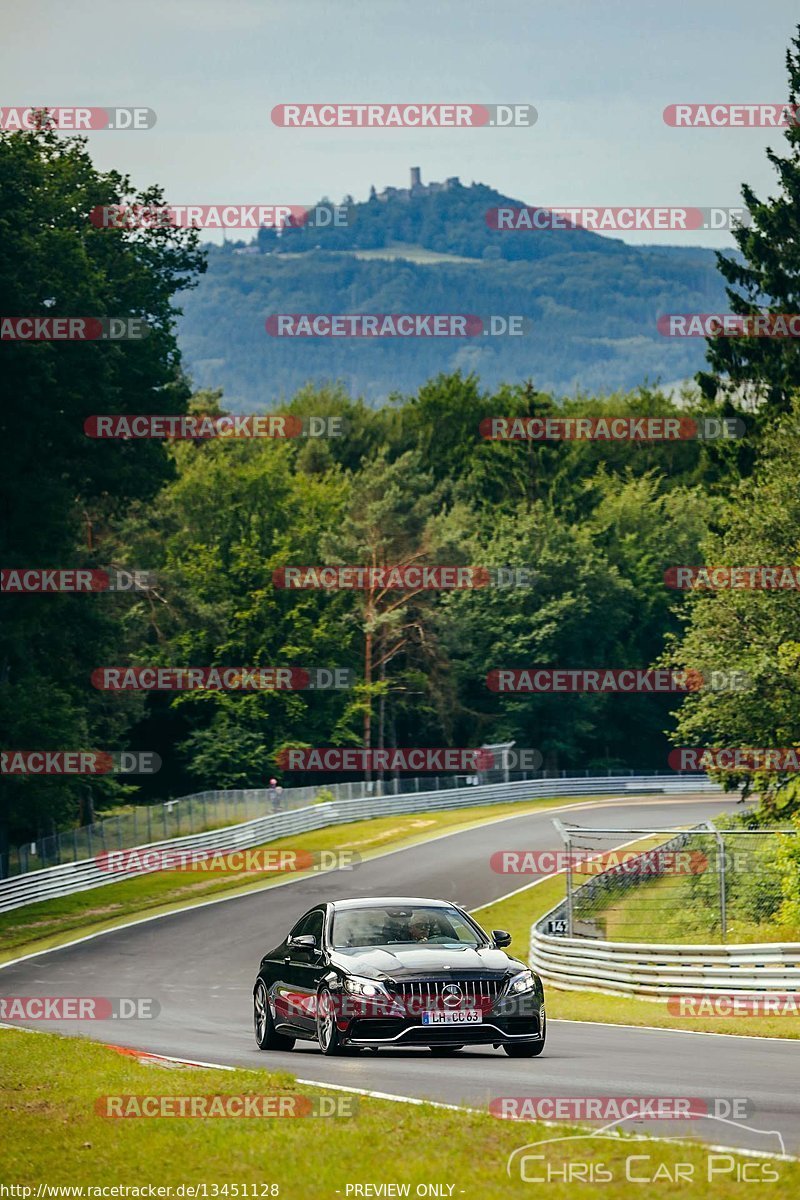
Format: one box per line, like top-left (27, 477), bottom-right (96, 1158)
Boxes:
top-left (303, 910), bottom-right (324, 946)
top-left (289, 909), bottom-right (324, 945)
top-left (289, 912), bottom-right (311, 940)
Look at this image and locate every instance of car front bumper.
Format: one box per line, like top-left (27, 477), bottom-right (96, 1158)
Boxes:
top-left (341, 1000), bottom-right (545, 1047)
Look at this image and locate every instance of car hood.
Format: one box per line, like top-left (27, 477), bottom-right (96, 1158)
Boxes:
top-left (330, 945), bottom-right (517, 979)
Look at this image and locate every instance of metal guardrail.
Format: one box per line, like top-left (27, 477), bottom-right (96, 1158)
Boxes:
top-left (528, 927), bottom-right (800, 995)
top-left (0, 773), bottom-right (719, 913)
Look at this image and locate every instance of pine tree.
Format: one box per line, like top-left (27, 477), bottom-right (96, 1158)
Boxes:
top-left (698, 27), bottom-right (800, 415)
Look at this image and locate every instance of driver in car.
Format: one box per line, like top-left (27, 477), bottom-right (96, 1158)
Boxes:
top-left (410, 912), bottom-right (434, 940)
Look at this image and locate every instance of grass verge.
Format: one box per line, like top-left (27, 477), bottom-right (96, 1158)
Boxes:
top-left (1, 1028), bottom-right (794, 1197)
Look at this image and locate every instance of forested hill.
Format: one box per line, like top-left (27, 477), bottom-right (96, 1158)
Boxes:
top-left (177, 179), bottom-right (730, 407)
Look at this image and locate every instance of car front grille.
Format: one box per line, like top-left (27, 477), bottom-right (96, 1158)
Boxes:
top-left (389, 978), bottom-right (504, 1012)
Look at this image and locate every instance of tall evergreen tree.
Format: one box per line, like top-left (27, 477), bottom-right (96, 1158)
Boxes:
top-left (698, 27), bottom-right (800, 416)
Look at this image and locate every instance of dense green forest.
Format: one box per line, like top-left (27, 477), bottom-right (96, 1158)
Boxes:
top-left (2, 28), bottom-right (800, 855)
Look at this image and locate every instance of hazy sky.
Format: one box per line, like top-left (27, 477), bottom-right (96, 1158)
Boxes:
top-left (4, 0), bottom-right (799, 247)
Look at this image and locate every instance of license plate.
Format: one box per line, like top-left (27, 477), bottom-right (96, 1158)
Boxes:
top-left (421, 1009), bottom-right (482, 1025)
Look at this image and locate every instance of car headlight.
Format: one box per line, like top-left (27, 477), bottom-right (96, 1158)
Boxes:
top-left (344, 976), bottom-right (383, 997)
top-left (507, 969), bottom-right (536, 995)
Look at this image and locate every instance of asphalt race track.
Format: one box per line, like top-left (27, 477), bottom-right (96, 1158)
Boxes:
top-left (2, 794), bottom-right (799, 1156)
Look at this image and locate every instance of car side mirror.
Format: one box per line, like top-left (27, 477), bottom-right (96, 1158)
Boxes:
top-left (493, 929), bottom-right (512, 948)
top-left (288, 933), bottom-right (317, 953)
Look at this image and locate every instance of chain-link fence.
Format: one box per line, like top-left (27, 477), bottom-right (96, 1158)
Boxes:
top-left (547, 821), bottom-right (800, 944)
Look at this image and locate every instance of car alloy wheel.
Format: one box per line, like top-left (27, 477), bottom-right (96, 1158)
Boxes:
top-left (316, 986), bottom-right (347, 1055)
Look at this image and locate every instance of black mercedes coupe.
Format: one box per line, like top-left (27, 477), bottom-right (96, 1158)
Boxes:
top-left (252, 896), bottom-right (546, 1056)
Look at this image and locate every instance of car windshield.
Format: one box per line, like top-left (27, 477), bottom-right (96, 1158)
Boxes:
top-left (332, 905), bottom-right (485, 949)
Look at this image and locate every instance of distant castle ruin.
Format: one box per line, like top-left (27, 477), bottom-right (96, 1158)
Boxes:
top-left (370, 167), bottom-right (460, 202)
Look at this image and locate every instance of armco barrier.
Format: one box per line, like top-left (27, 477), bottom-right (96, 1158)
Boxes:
top-left (528, 925), bottom-right (800, 996)
top-left (0, 774), bottom-right (719, 914)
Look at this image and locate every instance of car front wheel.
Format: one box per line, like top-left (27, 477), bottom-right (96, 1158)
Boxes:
top-left (254, 980), bottom-right (295, 1051)
top-left (503, 1040), bottom-right (544, 1057)
top-left (316, 986), bottom-right (347, 1055)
